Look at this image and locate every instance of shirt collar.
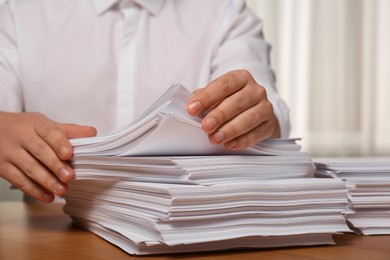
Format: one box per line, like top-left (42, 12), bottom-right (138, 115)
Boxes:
top-left (93, 0), bottom-right (164, 16)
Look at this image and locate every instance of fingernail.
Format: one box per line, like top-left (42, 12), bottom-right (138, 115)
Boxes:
top-left (59, 145), bottom-right (70, 160)
top-left (214, 131), bottom-right (225, 143)
top-left (188, 101), bottom-right (202, 114)
top-left (54, 182), bottom-right (65, 195)
top-left (204, 117), bottom-right (217, 132)
top-left (42, 192), bottom-right (54, 202)
top-left (228, 139), bottom-right (239, 149)
top-left (59, 167), bottom-right (73, 182)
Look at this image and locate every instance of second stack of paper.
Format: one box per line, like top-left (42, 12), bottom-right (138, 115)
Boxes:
top-left (315, 157), bottom-right (390, 235)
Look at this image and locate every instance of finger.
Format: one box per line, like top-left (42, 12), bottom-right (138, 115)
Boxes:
top-left (32, 122), bottom-right (75, 183)
top-left (22, 135), bottom-right (74, 183)
top-left (208, 101), bottom-right (274, 145)
top-left (192, 88), bottom-right (204, 95)
top-left (224, 119), bottom-right (276, 150)
top-left (199, 99), bottom-right (223, 119)
top-left (201, 85), bottom-right (265, 133)
top-left (59, 123), bottom-right (97, 139)
top-left (34, 121), bottom-right (74, 161)
top-left (1, 162), bottom-right (55, 203)
top-left (22, 130), bottom-right (74, 183)
top-left (9, 149), bottom-right (68, 197)
top-left (187, 70), bottom-right (251, 116)
top-left (56, 124), bottom-right (97, 160)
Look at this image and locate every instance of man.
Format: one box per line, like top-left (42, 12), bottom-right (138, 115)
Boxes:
top-left (0, 0), bottom-right (290, 202)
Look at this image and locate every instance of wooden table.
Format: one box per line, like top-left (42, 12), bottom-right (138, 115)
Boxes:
top-left (1, 202), bottom-right (390, 259)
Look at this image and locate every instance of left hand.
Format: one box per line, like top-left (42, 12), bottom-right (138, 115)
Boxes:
top-left (187, 70), bottom-right (281, 150)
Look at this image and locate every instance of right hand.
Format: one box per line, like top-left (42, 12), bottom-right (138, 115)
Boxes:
top-left (0, 112), bottom-right (97, 203)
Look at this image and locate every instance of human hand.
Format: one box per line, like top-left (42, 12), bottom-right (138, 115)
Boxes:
top-left (0, 112), bottom-right (96, 202)
top-left (187, 70), bottom-right (280, 150)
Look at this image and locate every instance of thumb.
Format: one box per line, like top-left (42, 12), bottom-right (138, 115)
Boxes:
top-left (58, 123), bottom-right (97, 139)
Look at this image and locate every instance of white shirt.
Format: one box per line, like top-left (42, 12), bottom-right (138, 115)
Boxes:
top-left (0, 0), bottom-right (290, 137)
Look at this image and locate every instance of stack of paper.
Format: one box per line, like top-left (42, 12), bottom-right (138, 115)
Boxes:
top-left (71, 154), bottom-right (315, 185)
top-left (64, 179), bottom-right (349, 255)
top-left (70, 84), bottom-right (316, 185)
top-left (63, 85), bottom-right (350, 255)
top-left (315, 157), bottom-right (390, 235)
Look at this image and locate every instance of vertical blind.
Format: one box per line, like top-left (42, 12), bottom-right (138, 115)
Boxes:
top-left (247, 0), bottom-right (390, 156)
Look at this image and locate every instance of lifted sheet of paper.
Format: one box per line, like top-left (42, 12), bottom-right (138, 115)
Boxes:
top-left (70, 84), bottom-right (303, 156)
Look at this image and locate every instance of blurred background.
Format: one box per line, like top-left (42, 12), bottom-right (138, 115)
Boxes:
top-left (247, 0), bottom-right (390, 157)
top-left (1, 0), bottom-right (389, 200)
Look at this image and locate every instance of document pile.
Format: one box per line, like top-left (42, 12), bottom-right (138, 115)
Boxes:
top-left (315, 157), bottom-right (390, 235)
top-left (64, 85), bottom-right (350, 255)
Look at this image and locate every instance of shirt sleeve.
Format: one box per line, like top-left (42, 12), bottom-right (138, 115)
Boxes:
top-left (210, 0), bottom-right (291, 138)
top-left (0, 2), bottom-right (23, 112)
